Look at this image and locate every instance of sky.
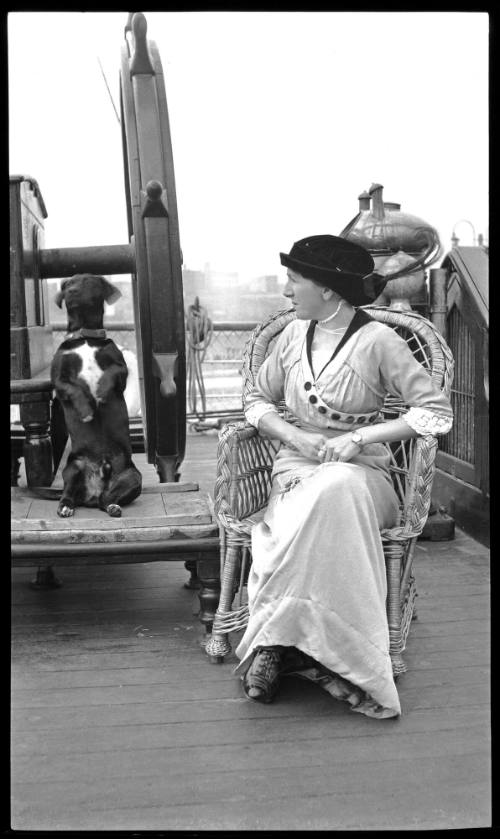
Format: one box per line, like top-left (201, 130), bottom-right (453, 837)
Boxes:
top-left (8, 11), bottom-right (489, 284)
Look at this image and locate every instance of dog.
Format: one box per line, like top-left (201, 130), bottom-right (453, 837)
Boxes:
top-left (50, 273), bottom-right (142, 518)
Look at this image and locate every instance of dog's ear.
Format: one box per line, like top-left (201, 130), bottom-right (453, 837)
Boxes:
top-left (54, 279), bottom-right (69, 308)
top-left (100, 277), bottom-right (122, 305)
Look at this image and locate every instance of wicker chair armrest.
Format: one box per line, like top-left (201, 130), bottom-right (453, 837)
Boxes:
top-left (214, 420), bottom-right (279, 528)
top-left (381, 434), bottom-right (438, 542)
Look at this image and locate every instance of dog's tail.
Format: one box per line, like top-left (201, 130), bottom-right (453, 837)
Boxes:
top-left (100, 457), bottom-right (112, 481)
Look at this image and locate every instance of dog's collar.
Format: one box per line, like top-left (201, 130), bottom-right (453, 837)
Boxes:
top-left (64, 328), bottom-right (107, 341)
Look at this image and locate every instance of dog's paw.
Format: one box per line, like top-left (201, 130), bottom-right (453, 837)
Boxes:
top-left (96, 390), bottom-right (111, 405)
top-left (106, 503), bottom-right (122, 517)
top-left (57, 503), bottom-right (75, 518)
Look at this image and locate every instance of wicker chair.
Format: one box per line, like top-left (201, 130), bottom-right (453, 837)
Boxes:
top-left (206, 306), bottom-right (454, 675)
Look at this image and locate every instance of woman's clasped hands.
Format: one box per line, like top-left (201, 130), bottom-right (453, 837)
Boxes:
top-left (288, 428), bottom-right (361, 463)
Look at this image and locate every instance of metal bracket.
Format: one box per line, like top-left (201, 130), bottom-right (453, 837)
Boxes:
top-left (130, 13), bottom-right (155, 75)
top-left (152, 352), bottom-right (178, 398)
top-left (141, 180), bottom-right (169, 218)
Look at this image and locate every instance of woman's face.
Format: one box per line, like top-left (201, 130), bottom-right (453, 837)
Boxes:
top-left (283, 269), bottom-right (330, 320)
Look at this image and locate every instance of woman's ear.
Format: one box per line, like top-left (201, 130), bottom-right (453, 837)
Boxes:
top-left (322, 286), bottom-right (334, 301)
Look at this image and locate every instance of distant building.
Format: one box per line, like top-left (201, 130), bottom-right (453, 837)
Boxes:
top-left (46, 267), bottom-right (287, 328)
top-left (183, 266), bottom-right (283, 321)
top-left (183, 268), bottom-right (206, 301)
top-left (249, 275), bottom-right (279, 294)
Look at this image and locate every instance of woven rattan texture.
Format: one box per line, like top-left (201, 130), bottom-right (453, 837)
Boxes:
top-left (208, 306), bottom-right (454, 673)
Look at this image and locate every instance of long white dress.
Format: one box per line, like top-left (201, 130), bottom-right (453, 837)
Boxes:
top-left (235, 315), bottom-right (453, 719)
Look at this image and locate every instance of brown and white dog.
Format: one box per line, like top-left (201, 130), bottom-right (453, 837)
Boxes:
top-left (51, 274), bottom-right (142, 518)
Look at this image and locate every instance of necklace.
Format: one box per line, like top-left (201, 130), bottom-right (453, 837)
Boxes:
top-left (316, 324), bottom-right (347, 334)
top-left (318, 300), bottom-right (343, 325)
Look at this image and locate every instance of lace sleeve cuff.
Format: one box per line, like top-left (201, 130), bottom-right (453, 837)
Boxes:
top-left (245, 403), bottom-right (279, 429)
top-left (403, 406), bottom-right (453, 436)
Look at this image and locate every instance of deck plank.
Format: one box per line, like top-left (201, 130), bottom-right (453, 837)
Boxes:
top-left (10, 430), bottom-right (490, 830)
top-left (11, 755), bottom-right (489, 831)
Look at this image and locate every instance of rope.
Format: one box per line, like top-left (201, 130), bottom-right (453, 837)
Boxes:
top-left (186, 297), bottom-right (213, 419)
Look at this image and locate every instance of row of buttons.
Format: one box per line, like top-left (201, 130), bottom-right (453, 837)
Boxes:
top-left (304, 381), bottom-right (377, 424)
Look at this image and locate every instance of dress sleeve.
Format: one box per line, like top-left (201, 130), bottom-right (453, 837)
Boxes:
top-left (244, 326), bottom-right (291, 429)
top-left (375, 326), bottom-right (453, 436)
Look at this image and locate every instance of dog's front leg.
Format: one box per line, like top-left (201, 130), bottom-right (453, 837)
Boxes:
top-left (55, 380), bottom-right (95, 423)
top-left (96, 364), bottom-right (128, 405)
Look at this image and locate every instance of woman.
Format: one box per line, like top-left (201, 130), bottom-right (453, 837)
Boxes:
top-left (236, 234), bottom-right (453, 719)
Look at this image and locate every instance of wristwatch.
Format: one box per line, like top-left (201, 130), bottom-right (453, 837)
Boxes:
top-left (350, 431), bottom-right (365, 450)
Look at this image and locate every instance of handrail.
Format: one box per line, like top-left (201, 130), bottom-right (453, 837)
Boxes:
top-left (11, 378), bottom-right (52, 395)
top-left (51, 321), bottom-right (260, 332)
top-left (440, 245), bottom-right (488, 405)
top-left (442, 246), bottom-right (488, 328)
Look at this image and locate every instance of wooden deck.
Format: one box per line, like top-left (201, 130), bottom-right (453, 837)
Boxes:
top-left (11, 429), bottom-right (491, 830)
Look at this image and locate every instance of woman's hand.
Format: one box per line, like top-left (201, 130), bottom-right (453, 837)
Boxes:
top-left (288, 427), bottom-right (328, 461)
top-left (317, 434), bottom-right (361, 463)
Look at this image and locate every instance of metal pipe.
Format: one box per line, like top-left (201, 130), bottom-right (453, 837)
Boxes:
top-left (39, 243), bottom-right (135, 278)
top-left (210, 321), bottom-right (260, 331)
top-left (52, 321), bottom-right (136, 331)
top-left (429, 268), bottom-right (448, 339)
top-left (52, 320), bottom-right (261, 332)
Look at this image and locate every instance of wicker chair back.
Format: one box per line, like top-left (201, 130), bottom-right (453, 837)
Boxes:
top-left (239, 305), bottom-right (453, 518)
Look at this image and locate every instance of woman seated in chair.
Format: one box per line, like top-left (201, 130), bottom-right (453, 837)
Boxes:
top-left (237, 234), bottom-right (452, 719)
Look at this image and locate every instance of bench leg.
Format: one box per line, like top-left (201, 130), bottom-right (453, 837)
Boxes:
top-left (20, 400), bottom-right (53, 487)
top-left (30, 565), bottom-right (63, 590)
top-left (183, 559), bottom-right (200, 589)
top-left (11, 451), bottom-right (21, 487)
top-left (196, 553), bottom-right (220, 635)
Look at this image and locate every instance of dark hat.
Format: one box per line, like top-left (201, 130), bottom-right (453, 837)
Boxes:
top-left (280, 234), bottom-right (387, 306)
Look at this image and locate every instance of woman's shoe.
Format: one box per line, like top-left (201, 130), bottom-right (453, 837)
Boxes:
top-left (243, 646), bottom-right (283, 703)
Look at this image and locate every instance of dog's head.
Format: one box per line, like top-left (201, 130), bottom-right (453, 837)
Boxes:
top-left (55, 274), bottom-right (122, 331)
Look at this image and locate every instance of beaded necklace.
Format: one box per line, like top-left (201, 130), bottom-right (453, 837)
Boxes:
top-left (317, 300), bottom-right (347, 333)
top-left (316, 324), bottom-right (347, 334)
top-left (317, 300), bottom-right (343, 325)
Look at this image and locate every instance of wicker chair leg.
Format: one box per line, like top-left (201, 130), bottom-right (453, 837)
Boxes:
top-left (385, 545), bottom-right (407, 678)
top-left (390, 649), bottom-right (407, 678)
top-left (204, 540), bottom-right (243, 664)
top-left (205, 632), bottom-right (232, 663)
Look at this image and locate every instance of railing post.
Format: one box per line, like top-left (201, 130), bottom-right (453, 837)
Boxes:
top-left (429, 268), bottom-right (448, 340)
top-left (20, 397), bottom-right (53, 486)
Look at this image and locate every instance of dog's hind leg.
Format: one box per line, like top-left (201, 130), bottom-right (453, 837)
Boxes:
top-left (100, 466), bottom-right (143, 517)
top-left (58, 459), bottom-right (85, 517)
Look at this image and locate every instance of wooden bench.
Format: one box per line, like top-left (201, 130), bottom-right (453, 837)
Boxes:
top-left (11, 481), bottom-right (221, 634)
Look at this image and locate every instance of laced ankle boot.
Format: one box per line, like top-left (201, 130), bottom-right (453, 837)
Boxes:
top-left (243, 646), bottom-right (284, 703)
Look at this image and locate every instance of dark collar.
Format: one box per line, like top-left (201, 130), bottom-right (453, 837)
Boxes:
top-left (306, 308), bottom-right (372, 380)
top-left (64, 328), bottom-right (107, 341)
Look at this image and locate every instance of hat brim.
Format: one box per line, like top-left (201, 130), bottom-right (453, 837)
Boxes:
top-left (280, 253), bottom-right (386, 306)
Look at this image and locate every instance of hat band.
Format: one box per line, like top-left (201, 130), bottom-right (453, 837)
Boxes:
top-left (280, 252), bottom-right (386, 305)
